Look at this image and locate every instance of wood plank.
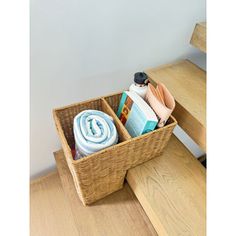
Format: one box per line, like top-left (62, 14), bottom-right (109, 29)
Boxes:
top-left (146, 59), bottom-right (206, 151)
top-left (30, 172), bottom-right (79, 236)
top-left (30, 170), bottom-right (57, 185)
top-left (172, 100), bottom-right (206, 151)
top-left (190, 22), bottom-right (206, 53)
top-left (54, 150), bottom-right (158, 236)
top-left (126, 135), bottom-right (206, 236)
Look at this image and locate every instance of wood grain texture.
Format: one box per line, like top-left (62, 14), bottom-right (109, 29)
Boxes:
top-left (190, 22), bottom-right (206, 53)
top-left (146, 59), bottom-right (206, 151)
top-left (30, 172), bottom-right (79, 236)
top-left (126, 135), bottom-right (206, 236)
top-left (173, 101), bottom-right (206, 151)
top-left (54, 150), bottom-right (158, 236)
top-left (31, 163), bottom-right (157, 236)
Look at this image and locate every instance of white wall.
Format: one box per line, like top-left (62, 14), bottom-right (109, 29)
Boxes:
top-left (30, 0), bottom-right (206, 178)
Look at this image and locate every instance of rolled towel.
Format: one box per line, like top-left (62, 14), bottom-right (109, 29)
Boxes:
top-left (73, 110), bottom-right (118, 159)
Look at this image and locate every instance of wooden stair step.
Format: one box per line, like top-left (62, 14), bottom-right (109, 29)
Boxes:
top-left (31, 153), bottom-right (157, 236)
top-left (52, 150), bottom-right (157, 236)
top-left (190, 22), bottom-right (206, 53)
top-left (146, 59), bottom-right (206, 151)
top-left (126, 135), bottom-right (206, 236)
top-left (30, 171), bottom-right (81, 236)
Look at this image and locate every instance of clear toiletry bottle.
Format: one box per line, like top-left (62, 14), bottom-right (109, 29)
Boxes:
top-left (129, 72), bottom-right (149, 98)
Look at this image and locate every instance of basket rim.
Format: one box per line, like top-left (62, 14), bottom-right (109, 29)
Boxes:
top-left (70, 115), bottom-right (177, 165)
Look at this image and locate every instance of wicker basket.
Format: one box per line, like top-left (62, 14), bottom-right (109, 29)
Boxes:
top-left (53, 92), bottom-right (177, 205)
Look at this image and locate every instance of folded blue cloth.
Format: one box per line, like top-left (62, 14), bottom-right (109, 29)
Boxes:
top-left (73, 110), bottom-right (118, 159)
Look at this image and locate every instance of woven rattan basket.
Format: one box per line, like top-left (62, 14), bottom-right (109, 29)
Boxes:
top-left (53, 92), bottom-right (177, 205)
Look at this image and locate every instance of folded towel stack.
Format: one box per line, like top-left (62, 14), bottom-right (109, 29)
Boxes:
top-left (73, 110), bottom-right (118, 159)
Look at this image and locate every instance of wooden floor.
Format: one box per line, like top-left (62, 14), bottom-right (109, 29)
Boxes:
top-left (30, 151), bottom-right (157, 236)
top-left (127, 135), bottom-right (206, 236)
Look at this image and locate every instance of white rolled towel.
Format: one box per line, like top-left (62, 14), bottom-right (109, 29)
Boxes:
top-left (73, 110), bottom-right (118, 159)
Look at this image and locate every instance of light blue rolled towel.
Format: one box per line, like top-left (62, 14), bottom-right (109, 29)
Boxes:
top-left (73, 110), bottom-right (118, 159)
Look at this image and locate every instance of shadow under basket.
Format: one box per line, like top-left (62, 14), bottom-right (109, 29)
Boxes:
top-left (53, 92), bottom-right (177, 205)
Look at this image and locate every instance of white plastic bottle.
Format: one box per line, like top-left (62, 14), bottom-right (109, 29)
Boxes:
top-left (129, 72), bottom-right (149, 98)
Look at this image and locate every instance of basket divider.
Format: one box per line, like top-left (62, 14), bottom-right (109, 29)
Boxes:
top-left (101, 98), bottom-right (131, 142)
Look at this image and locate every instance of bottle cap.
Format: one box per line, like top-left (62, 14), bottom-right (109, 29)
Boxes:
top-left (134, 72), bottom-right (149, 85)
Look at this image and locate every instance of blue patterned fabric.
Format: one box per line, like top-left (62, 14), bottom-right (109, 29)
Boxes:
top-left (73, 110), bottom-right (118, 159)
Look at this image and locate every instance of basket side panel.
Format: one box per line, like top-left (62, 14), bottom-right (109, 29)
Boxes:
top-left (55, 99), bottom-right (102, 148)
top-left (72, 145), bottom-right (128, 205)
top-left (127, 121), bottom-right (176, 168)
top-left (53, 109), bottom-right (74, 162)
top-left (104, 93), bottom-right (122, 114)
